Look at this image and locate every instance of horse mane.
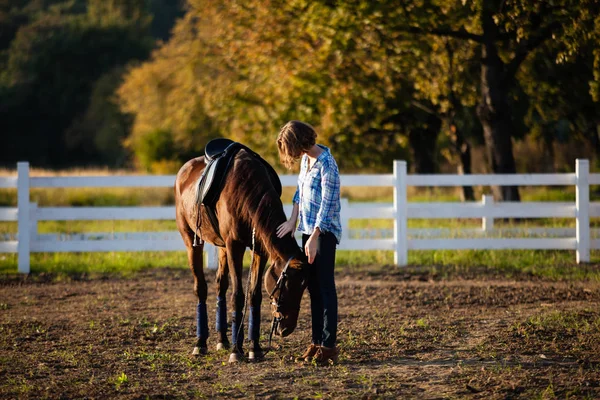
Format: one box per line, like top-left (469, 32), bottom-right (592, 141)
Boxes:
top-left (227, 150), bottom-right (299, 261)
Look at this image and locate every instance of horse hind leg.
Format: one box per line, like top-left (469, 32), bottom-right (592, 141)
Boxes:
top-left (215, 247), bottom-right (230, 351)
top-left (176, 210), bottom-right (209, 356)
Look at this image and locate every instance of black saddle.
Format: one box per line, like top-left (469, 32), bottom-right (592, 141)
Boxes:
top-left (197, 139), bottom-right (237, 208)
top-left (195, 138), bottom-right (282, 246)
top-left (205, 138), bottom-right (234, 162)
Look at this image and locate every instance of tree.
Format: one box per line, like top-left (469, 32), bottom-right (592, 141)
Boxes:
top-left (120, 0), bottom-right (431, 171)
top-left (519, 39), bottom-right (600, 171)
top-left (0, 0), bottom-right (185, 168)
top-left (398, 0), bottom-right (600, 200)
top-left (0, 1), bottom-right (154, 167)
top-left (119, 0), bottom-right (599, 179)
top-left (65, 67), bottom-right (133, 167)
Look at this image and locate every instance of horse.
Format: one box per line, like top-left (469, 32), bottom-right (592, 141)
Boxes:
top-left (174, 143), bottom-right (308, 362)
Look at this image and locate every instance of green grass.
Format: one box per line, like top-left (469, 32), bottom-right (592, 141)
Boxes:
top-left (508, 309), bottom-right (600, 361)
top-left (0, 185), bottom-right (591, 207)
top-left (2, 215), bottom-right (600, 281)
top-left (2, 183), bottom-right (600, 281)
top-left (2, 216), bottom-right (592, 237)
top-left (517, 310), bottom-right (600, 335)
top-left (112, 372), bottom-right (129, 391)
top-left (0, 220), bottom-right (177, 236)
top-left (410, 249), bottom-right (600, 281)
top-left (0, 187), bottom-right (174, 207)
top-left (2, 249), bottom-right (600, 282)
top-left (0, 252), bottom-right (188, 278)
top-left (338, 249), bottom-right (600, 281)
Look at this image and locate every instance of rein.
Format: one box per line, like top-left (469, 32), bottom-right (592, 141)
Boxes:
top-left (267, 255), bottom-right (295, 349)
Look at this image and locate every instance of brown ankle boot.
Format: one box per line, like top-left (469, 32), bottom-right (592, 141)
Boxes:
top-left (314, 346), bottom-right (339, 365)
top-left (296, 344), bottom-right (320, 362)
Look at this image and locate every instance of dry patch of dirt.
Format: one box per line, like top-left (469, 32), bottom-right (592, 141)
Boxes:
top-left (1, 268), bottom-right (599, 399)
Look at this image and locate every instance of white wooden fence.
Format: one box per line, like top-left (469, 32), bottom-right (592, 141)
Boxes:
top-left (0, 159), bottom-right (597, 274)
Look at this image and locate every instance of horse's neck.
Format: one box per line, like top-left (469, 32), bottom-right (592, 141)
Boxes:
top-left (254, 217), bottom-right (296, 262)
top-left (271, 235), bottom-right (299, 263)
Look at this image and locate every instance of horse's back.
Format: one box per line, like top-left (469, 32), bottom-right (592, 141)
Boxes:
top-left (175, 156), bottom-right (207, 230)
top-left (176, 156), bottom-right (206, 197)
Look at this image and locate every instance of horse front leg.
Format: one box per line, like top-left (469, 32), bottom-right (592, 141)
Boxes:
top-left (226, 240), bottom-right (245, 363)
top-left (215, 247), bottom-right (230, 351)
top-left (248, 252), bottom-right (267, 361)
top-left (188, 244), bottom-right (209, 356)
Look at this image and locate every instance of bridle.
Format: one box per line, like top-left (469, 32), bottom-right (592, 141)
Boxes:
top-left (267, 255), bottom-right (295, 348)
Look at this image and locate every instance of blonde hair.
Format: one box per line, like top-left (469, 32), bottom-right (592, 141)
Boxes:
top-left (277, 121), bottom-right (317, 169)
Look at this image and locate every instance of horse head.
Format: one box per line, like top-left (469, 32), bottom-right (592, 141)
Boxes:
top-left (263, 249), bottom-right (308, 337)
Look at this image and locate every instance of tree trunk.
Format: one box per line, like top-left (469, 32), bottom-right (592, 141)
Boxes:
top-left (458, 145), bottom-right (475, 201)
top-left (476, 3), bottom-right (520, 201)
top-left (449, 123), bottom-right (475, 201)
top-left (541, 127), bottom-right (555, 173)
top-left (408, 114), bottom-right (441, 174)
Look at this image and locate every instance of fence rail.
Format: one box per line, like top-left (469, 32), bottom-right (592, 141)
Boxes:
top-left (0, 159), bottom-right (596, 273)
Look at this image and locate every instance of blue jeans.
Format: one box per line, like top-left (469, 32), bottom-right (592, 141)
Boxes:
top-left (302, 232), bottom-right (338, 348)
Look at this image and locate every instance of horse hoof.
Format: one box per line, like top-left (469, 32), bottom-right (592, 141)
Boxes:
top-left (192, 346), bottom-right (207, 356)
top-left (248, 350), bottom-right (264, 361)
top-left (217, 342), bottom-right (231, 351)
top-left (228, 352), bottom-right (241, 363)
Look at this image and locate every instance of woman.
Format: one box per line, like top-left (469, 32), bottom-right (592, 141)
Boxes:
top-left (276, 120), bottom-right (342, 365)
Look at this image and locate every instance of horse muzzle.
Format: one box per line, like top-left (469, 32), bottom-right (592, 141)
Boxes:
top-left (269, 303), bottom-right (296, 337)
top-left (278, 325), bottom-right (294, 338)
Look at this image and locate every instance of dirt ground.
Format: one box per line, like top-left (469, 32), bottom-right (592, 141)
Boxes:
top-left (1, 266), bottom-right (600, 399)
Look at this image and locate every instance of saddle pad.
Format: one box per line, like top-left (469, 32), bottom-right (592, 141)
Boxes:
top-left (196, 156), bottom-right (222, 205)
top-left (196, 141), bottom-right (241, 208)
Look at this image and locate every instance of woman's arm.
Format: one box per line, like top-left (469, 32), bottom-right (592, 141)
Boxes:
top-left (276, 193), bottom-right (299, 238)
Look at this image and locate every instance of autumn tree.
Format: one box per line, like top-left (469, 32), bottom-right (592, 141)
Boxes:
top-left (397, 0), bottom-right (600, 200)
top-left (119, 0), bottom-right (599, 181)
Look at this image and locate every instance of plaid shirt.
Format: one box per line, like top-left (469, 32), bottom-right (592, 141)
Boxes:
top-left (292, 145), bottom-right (342, 243)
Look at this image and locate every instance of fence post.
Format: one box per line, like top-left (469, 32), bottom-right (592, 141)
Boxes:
top-left (393, 160), bottom-right (408, 266)
top-left (482, 195), bottom-right (494, 233)
top-left (340, 198), bottom-right (350, 242)
top-left (17, 162), bottom-right (30, 274)
top-left (576, 159), bottom-right (590, 263)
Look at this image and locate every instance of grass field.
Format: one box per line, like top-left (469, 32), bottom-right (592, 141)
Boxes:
top-left (1, 168), bottom-right (599, 281)
top-left (1, 216), bottom-right (600, 281)
top-left (3, 249), bottom-right (600, 282)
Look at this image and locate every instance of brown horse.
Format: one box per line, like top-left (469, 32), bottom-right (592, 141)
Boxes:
top-left (175, 147), bottom-right (308, 362)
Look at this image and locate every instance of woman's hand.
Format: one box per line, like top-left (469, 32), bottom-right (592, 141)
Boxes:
top-left (276, 220), bottom-right (296, 238)
top-left (304, 228), bottom-right (320, 264)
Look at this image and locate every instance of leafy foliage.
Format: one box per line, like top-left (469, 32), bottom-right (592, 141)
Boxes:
top-left (119, 0), bottom-right (599, 176)
top-left (0, 0), bottom-right (184, 168)
top-left (1, 0), bottom-right (598, 174)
